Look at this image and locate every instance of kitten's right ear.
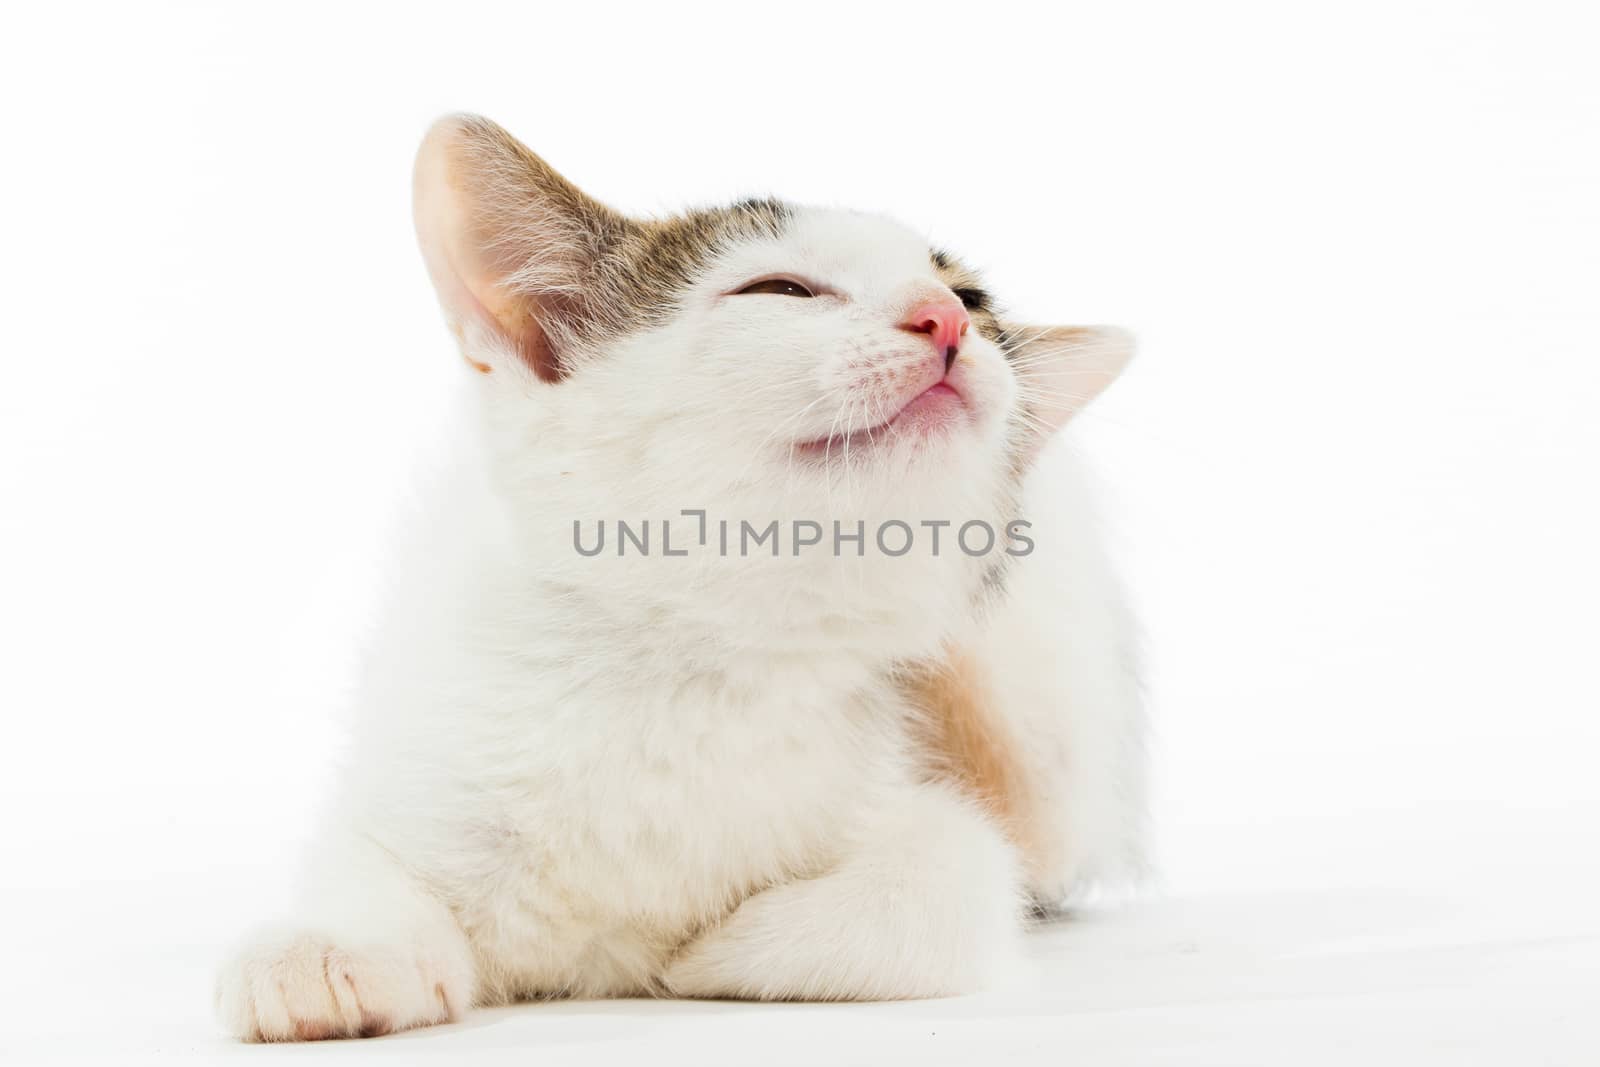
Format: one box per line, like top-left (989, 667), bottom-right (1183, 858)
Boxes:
top-left (1002, 324), bottom-right (1134, 462)
top-left (413, 114), bottom-right (633, 380)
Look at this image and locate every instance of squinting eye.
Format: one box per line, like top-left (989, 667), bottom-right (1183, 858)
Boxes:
top-left (952, 287), bottom-right (989, 312)
top-left (734, 277), bottom-right (815, 298)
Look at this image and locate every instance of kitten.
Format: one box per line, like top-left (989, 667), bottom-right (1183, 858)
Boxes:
top-left (215, 114), bottom-right (1145, 1041)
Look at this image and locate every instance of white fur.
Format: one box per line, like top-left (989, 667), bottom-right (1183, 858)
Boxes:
top-left (216, 198), bottom-right (1143, 1040)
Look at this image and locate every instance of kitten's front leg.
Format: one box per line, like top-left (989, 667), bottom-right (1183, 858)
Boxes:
top-left (215, 833), bottom-right (475, 1041)
top-left (663, 782), bottom-right (1022, 1000)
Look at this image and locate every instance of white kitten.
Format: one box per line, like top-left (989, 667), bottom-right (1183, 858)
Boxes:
top-left (215, 114), bottom-right (1144, 1041)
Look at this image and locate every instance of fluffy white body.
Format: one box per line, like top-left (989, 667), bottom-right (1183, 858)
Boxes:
top-left (216, 116), bottom-right (1144, 1041)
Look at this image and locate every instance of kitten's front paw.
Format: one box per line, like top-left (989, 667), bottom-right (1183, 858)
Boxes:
top-left (215, 927), bottom-right (471, 1042)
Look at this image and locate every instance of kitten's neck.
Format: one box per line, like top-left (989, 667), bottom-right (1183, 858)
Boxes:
top-left (388, 408), bottom-right (960, 688)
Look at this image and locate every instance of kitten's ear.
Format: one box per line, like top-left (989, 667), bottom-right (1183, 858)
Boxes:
top-left (1003, 324), bottom-right (1134, 450)
top-left (413, 114), bottom-right (635, 380)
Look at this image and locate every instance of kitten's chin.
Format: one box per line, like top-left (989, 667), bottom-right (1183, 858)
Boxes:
top-left (790, 383), bottom-right (975, 461)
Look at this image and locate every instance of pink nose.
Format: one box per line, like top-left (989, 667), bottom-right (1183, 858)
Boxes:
top-left (900, 301), bottom-right (971, 372)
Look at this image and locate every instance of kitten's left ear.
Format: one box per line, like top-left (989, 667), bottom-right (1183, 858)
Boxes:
top-left (1002, 324), bottom-right (1134, 450)
top-left (412, 114), bottom-right (636, 381)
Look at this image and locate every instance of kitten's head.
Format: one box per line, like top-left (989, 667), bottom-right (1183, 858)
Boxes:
top-left (413, 115), bottom-right (1130, 650)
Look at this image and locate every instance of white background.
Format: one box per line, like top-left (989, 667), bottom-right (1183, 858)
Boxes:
top-left (2, 2), bottom-right (1596, 1063)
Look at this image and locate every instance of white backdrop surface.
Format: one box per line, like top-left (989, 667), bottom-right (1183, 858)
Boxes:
top-left (2, 3), bottom-right (1596, 1063)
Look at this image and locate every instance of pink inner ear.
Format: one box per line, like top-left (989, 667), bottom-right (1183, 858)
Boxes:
top-left (1013, 325), bottom-right (1135, 457)
top-left (419, 215), bottom-right (566, 382)
top-left (478, 286), bottom-right (564, 383)
top-left (412, 115), bottom-right (587, 384)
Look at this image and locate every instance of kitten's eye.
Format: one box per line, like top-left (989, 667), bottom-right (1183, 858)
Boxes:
top-left (734, 277), bottom-right (815, 298)
top-left (952, 287), bottom-right (990, 312)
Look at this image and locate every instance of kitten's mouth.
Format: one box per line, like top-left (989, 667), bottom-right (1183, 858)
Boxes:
top-left (792, 381), bottom-right (969, 458)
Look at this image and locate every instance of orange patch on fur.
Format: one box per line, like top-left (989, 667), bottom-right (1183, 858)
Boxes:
top-left (903, 649), bottom-right (1040, 863)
